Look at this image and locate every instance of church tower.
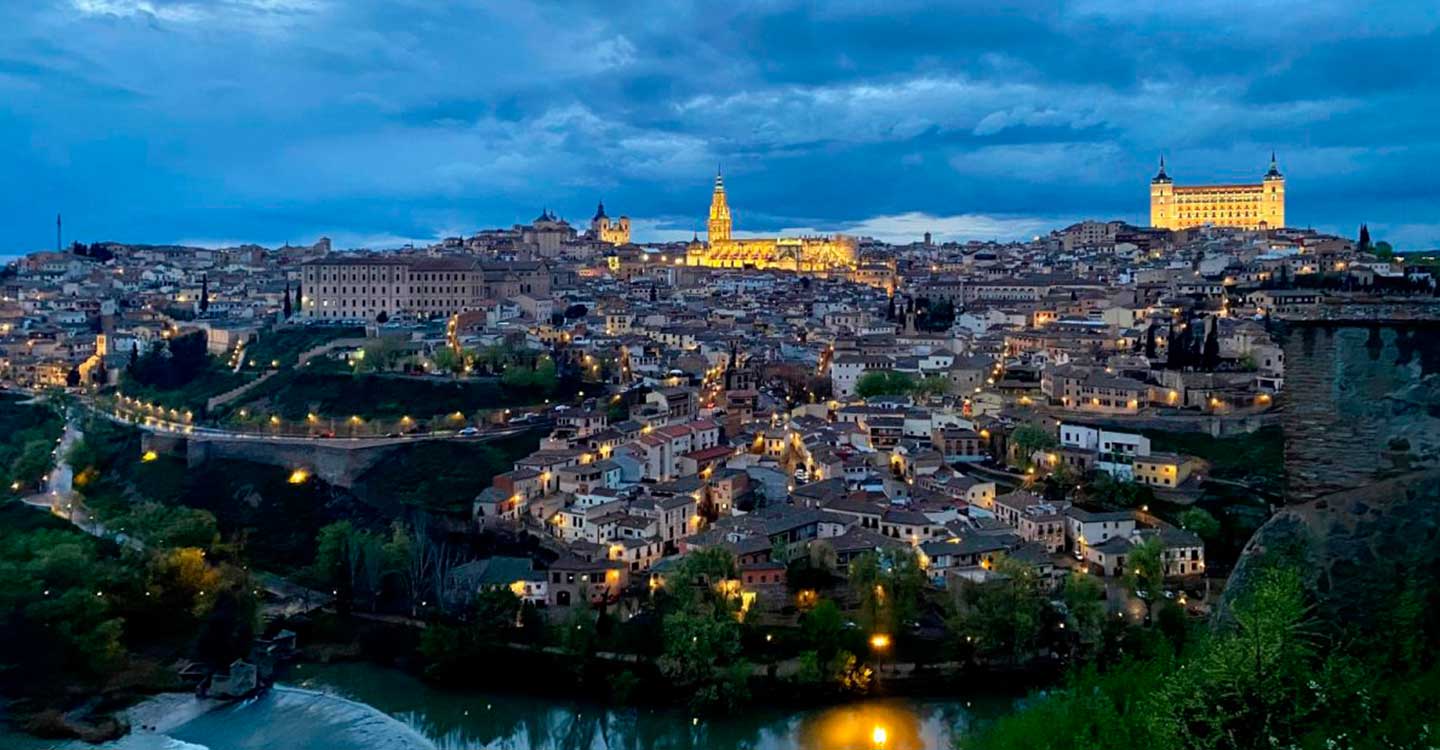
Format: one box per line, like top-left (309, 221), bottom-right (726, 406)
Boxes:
top-left (707, 169), bottom-right (732, 243)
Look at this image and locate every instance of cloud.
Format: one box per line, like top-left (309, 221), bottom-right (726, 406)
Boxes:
top-left (633, 211), bottom-right (1074, 245)
top-left (0, 1), bottom-right (1437, 252)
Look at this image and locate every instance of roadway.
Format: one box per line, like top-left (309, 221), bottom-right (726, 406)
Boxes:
top-left (97, 402), bottom-right (552, 448)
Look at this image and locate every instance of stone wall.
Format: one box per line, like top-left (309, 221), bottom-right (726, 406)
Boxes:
top-left (1278, 322), bottom-right (1440, 502)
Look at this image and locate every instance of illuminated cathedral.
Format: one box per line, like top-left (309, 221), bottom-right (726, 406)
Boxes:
top-left (685, 171), bottom-right (858, 273)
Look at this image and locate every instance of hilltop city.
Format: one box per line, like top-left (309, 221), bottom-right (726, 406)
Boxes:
top-left (2, 158), bottom-right (1438, 743)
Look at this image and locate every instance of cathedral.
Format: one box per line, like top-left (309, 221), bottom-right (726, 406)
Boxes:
top-left (685, 171), bottom-right (858, 273)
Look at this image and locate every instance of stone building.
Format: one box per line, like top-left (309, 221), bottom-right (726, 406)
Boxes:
top-left (1149, 154), bottom-right (1285, 231)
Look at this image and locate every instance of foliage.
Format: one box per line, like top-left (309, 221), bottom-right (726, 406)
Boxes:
top-left (238, 370), bottom-right (554, 421)
top-left (500, 357), bottom-right (558, 393)
top-left (1061, 571), bottom-right (1105, 657)
top-left (962, 562), bottom-right (1440, 750)
top-left (1011, 424), bottom-right (1057, 467)
top-left (0, 396), bottom-right (64, 492)
top-left (658, 606), bottom-right (749, 714)
top-left (108, 502), bottom-right (220, 550)
top-left (241, 326), bottom-right (365, 371)
top-left (914, 374), bottom-right (953, 398)
top-left (1176, 508), bottom-right (1221, 541)
top-left (1144, 426), bottom-right (1285, 497)
top-left (1084, 473), bottom-right (1157, 510)
top-left (355, 437), bottom-right (538, 515)
top-left (949, 555), bottom-right (1049, 663)
top-left (666, 547), bottom-right (740, 614)
top-left (800, 598), bottom-right (848, 662)
top-left (0, 500), bottom-right (257, 702)
top-left (848, 548), bottom-right (927, 638)
top-left (1123, 538), bottom-right (1165, 616)
top-left (854, 370), bottom-right (917, 398)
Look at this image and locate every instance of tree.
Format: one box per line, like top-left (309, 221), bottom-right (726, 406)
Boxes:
top-left (430, 347), bottom-right (462, 375)
top-left (65, 365), bottom-right (81, 388)
top-left (563, 304), bottom-right (588, 320)
top-left (1202, 317), bottom-right (1220, 370)
top-left (801, 598), bottom-right (847, 662)
top-left (199, 274), bottom-right (210, 314)
top-left (950, 555), bottom-right (1048, 663)
top-left (1177, 507), bottom-right (1221, 541)
top-left (1123, 537), bottom-right (1165, 620)
top-left (1166, 318), bottom-right (1188, 370)
top-left (1358, 222), bottom-right (1371, 253)
top-left (914, 374), bottom-right (952, 399)
top-left (854, 370), bottom-right (916, 398)
top-left (1144, 322), bottom-right (1159, 359)
top-left (659, 607), bottom-right (748, 714)
top-left (294, 281), bottom-right (302, 313)
top-left (848, 548), bottom-right (926, 637)
top-left (375, 310), bottom-right (389, 324)
top-left (1374, 240), bottom-right (1395, 260)
top-left (1011, 424), bottom-right (1057, 467)
top-left (92, 358), bottom-right (108, 386)
top-left (282, 282), bottom-right (292, 318)
top-left (1061, 571), bottom-right (1105, 656)
top-left (11, 439), bottom-right (55, 487)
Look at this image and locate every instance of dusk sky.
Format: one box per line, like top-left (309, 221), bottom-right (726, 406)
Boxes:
top-left (4, 1), bottom-right (1438, 254)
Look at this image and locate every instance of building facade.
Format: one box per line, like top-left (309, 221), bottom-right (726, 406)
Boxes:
top-left (686, 172), bottom-right (858, 273)
top-left (589, 201), bottom-right (631, 245)
top-left (301, 256), bottom-right (549, 321)
top-left (1149, 155), bottom-right (1285, 231)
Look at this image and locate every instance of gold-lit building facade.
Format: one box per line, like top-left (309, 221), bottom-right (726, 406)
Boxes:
top-left (1150, 155), bottom-right (1285, 231)
top-left (589, 201), bottom-right (630, 245)
top-left (686, 172), bottom-right (857, 272)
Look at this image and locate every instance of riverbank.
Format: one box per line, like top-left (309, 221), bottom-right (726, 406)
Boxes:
top-left (2, 660), bottom-right (1016, 750)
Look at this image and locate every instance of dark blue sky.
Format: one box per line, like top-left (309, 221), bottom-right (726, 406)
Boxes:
top-left (4, 1), bottom-right (1438, 253)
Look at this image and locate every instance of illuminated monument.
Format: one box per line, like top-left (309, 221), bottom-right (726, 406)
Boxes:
top-left (1150, 154), bottom-right (1285, 231)
top-left (686, 170), bottom-right (857, 272)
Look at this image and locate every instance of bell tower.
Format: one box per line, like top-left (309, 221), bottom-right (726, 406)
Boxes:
top-left (707, 168), bottom-right (732, 243)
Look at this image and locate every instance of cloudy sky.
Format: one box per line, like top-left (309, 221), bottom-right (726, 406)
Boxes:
top-left (3, 1), bottom-right (1438, 253)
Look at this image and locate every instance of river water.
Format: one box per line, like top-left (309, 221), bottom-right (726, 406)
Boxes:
top-left (4, 662), bottom-right (1007, 750)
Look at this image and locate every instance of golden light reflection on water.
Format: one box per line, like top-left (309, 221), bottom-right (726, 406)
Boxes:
top-left (795, 700), bottom-right (926, 750)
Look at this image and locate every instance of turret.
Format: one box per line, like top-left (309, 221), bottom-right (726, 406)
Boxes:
top-left (1149, 155), bottom-right (1175, 229)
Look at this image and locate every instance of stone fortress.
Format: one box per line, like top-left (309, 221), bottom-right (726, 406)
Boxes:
top-left (1150, 154), bottom-right (1285, 231)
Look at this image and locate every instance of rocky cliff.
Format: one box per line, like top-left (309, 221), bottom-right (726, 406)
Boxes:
top-left (1219, 469), bottom-right (1440, 628)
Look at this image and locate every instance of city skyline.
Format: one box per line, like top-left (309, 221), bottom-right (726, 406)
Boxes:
top-left (4, 1), bottom-right (1440, 252)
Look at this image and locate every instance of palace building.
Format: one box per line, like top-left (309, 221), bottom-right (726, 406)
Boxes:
top-left (1149, 155), bottom-right (1285, 231)
top-left (686, 171), bottom-right (858, 273)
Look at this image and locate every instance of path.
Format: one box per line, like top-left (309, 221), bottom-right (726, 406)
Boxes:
top-left (20, 410), bottom-right (333, 615)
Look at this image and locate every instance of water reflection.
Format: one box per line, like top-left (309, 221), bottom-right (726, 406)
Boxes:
top-left (288, 662), bottom-right (989, 750)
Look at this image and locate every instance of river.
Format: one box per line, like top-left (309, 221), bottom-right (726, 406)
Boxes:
top-left (2, 662), bottom-right (1009, 750)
